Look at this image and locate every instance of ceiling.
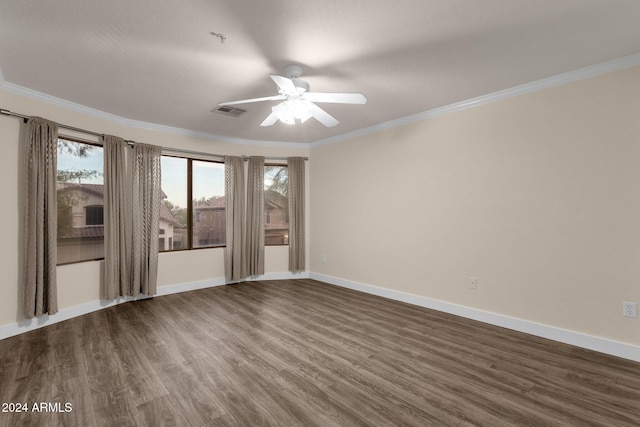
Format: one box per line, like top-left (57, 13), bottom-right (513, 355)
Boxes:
top-left (1, 1), bottom-right (640, 144)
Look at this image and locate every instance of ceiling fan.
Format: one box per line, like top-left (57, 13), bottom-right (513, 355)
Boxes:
top-left (217, 64), bottom-right (367, 127)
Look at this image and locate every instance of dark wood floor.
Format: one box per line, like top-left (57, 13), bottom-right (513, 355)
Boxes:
top-left (1, 279), bottom-right (639, 426)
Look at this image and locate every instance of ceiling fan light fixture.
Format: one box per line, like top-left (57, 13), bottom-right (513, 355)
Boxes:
top-left (271, 98), bottom-right (312, 125)
top-left (289, 98), bottom-right (310, 119)
top-left (272, 103), bottom-right (295, 125)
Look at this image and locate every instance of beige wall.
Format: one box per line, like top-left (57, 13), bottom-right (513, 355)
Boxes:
top-left (311, 66), bottom-right (640, 345)
top-left (0, 88), bottom-right (309, 328)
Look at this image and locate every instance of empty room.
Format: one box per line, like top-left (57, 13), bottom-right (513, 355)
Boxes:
top-left (1, 1), bottom-right (639, 426)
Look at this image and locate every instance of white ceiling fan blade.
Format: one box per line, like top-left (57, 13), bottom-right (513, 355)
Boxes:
top-left (218, 95), bottom-right (285, 106)
top-left (307, 103), bottom-right (339, 127)
top-left (303, 92), bottom-right (367, 104)
top-left (270, 75), bottom-right (297, 94)
top-left (260, 112), bottom-right (279, 127)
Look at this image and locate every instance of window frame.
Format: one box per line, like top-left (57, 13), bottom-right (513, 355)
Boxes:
top-left (159, 154), bottom-right (226, 253)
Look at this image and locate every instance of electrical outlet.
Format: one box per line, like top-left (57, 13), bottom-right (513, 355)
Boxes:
top-left (322, 255), bottom-right (327, 264)
top-left (623, 302), bottom-right (637, 318)
top-left (469, 277), bottom-right (477, 290)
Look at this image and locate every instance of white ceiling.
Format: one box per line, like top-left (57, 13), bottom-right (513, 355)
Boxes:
top-left (1, 1), bottom-right (640, 144)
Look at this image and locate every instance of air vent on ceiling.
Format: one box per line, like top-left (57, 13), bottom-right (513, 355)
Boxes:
top-left (213, 106), bottom-right (246, 117)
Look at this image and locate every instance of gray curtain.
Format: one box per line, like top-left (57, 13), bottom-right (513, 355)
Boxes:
top-left (224, 156), bottom-right (246, 282)
top-left (103, 135), bottom-right (130, 299)
top-left (287, 157), bottom-right (305, 272)
top-left (245, 156), bottom-right (265, 276)
top-left (23, 117), bottom-right (59, 318)
top-left (131, 143), bottom-right (162, 296)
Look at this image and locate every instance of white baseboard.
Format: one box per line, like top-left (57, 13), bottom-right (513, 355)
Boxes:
top-left (0, 294), bottom-right (148, 341)
top-left (309, 272), bottom-right (640, 363)
top-left (248, 271), bottom-right (311, 281)
top-left (0, 272), bottom-right (309, 341)
top-left (4, 271), bottom-right (636, 362)
top-left (156, 277), bottom-right (228, 297)
top-left (155, 271), bottom-right (309, 295)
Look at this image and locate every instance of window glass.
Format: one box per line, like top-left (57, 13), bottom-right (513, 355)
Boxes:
top-left (56, 138), bottom-right (104, 264)
top-left (160, 156), bottom-right (188, 251)
top-left (264, 165), bottom-right (289, 245)
top-left (192, 160), bottom-right (225, 248)
top-left (85, 206), bottom-right (104, 225)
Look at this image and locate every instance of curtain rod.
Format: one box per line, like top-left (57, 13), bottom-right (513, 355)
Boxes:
top-left (0, 108), bottom-right (308, 161)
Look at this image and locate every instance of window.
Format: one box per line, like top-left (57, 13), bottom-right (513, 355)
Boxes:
top-left (85, 205), bottom-right (104, 225)
top-left (159, 156), bottom-right (226, 251)
top-left (264, 165), bottom-right (289, 245)
top-left (192, 160), bottom-right (225, 248)
top-left (56, 138), bottom-right (104, 264)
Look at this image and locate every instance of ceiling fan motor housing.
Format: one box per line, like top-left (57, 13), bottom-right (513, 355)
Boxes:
top-left (284, 64), bottom-right (303, 78)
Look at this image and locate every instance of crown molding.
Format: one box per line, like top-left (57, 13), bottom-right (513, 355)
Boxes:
top-left (0, 80), bottom-right (307, 148)
top-left (310, 52), bottom-right (640, 148)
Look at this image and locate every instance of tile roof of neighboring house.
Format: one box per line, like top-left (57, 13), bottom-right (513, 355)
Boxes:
top-left (265, 223), bottom-right (289, 231)
top-left (193, 192), bottom-right (287, 210)
top-left (57, 182), bottom-right (104, 197)
top-left (194, 196), bottom-right (225, 210)
top-left (58, 183), bottom-right (169, 199)
top-left (58, 225), bottom-right (104, 240)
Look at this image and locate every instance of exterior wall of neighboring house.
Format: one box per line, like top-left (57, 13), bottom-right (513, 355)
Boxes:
top-left (193, 198), bottom-right (226, 247)
top-left (265, 190), bottom-right (289, 245)
top-left (158, 218), bottom-right (173, 251)
top-left (172, 228), bottom-right (188, 250)
top-left (57, 184), bottom-right (179, 260)
top-left (265, 205), bottom-right (287, 225)
top-left (57, 184), bottom-right (104, 228)
top-left (191, 193), bottom-right (289, 247)
top-left (57, 184), bottom-right (105, 264)
top-left (159, 202), bottom-right (180, 251)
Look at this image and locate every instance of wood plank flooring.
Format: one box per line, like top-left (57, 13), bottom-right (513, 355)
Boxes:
top-left (1, 278), bottom-right (639, 426)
